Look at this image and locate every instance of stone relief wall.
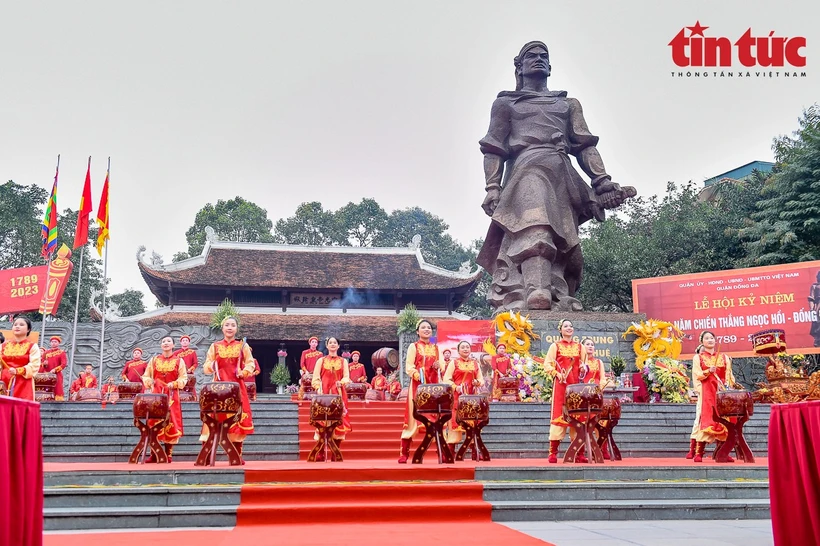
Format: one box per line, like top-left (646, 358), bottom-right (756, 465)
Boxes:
top-left (1, 320), bottom-right (222, 393)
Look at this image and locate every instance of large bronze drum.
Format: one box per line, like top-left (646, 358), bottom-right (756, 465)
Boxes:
top-left (365, 388), bottom-right (384, 401)
top-left (76, 387), bottom-right (102, 402)
top-left (245, 381), bottom-right (257, 401)
top-left (345, 382), bottom-right (367, 401)
top-left (309, 394), bottom-right (344, 422)
top-left (498, 376), bottom-right (518, 390)
top-left (717, 390), bottom-right (754, 418)
top-left (133, 393), bottom-right (169, 419)
top-left (199, 382), bottom-right (242, 413)
top-left (751, 329), bottom-right (787, 355)
top-left (565, 384), bottom-right (603, 415)
top-left (34, 372), bottom-right (57, 402)
top-left (414, 383), bottom-right (454, 413)
top-left (456, 394), bottom-right (490, 422)
top-left (600, 395), bottom-right (622, 420)
top-left (117, 382), bottom-right (143, 400)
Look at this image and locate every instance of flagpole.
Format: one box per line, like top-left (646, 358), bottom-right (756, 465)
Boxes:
top-left (68, 155), bottom-right (93, 389)
top-left (98, 156), bottom-right (111, 387)
top-left (98, 245), bottom-right (108, 387)
top-left (67, 246), bottom-right (85, 388)
top-left (40, 153), bottom-right (60, 346)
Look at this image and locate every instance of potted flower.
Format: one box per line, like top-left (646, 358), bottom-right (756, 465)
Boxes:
top-left (270, 362), bottom-right (292, 394)
top-left (610, 355), bottom-right (626, 387)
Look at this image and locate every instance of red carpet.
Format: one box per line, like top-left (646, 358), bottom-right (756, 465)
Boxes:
top-left (238, 482), bottom-right (491, 525)
top-left (46, 523), bottom-right (555, 546)
top-left (298, 400), bottom-right (407, 460)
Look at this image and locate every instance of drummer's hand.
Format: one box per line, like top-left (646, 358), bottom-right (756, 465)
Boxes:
top-left (9, 368), bottom-right (17, 375)
top-left (413, 372), bottom-right (420, 381)
top-left (336, 381), bottom-right (342, 389)
top-left (188, 368), bottom-right (195, 374)
top-left (473, 379), bottom-right (481, 386)
top-left (709, 367), bottom-right (717, 374)
top-left (457, 385), bottom-right (463, 394)
top-left (432, 362), bottom-right (440, 370)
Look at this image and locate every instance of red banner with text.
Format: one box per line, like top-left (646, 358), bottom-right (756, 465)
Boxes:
top-left (436, 320), bottom-right (495, 358)
top-left (0, 245), bottom-right (74, 316)
top-left (633, 260), bottom-right (820, 357)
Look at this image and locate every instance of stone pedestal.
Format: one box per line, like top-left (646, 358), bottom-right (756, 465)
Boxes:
top-left (523, 310), bottom-right (646, 369)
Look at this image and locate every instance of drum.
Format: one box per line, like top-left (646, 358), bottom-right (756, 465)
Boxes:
top-left (185, 375), bottom-right (197, 391)
top-left (600, 395), bottom-right (622, 420)
top-left (717, 390), bottom-right (754, 418)
top-left (365, 388), bottom-right (385, 401)
top-left (34, 372), bottom-right (58, 401)
top-left (310, 394), bottom-right (344, 422)
top-left (751, 329), bottom-right (787, 355)
top-left (133, 393), bottom-right (169, 419)
top-left (564, 383), bottom-right (603, 415)
top-left (117, 382), bottom-right (143, 400)
top-left (76, 388), bottom-right (102, 402)
top-left (413, 383), bottom-right (453, 413)
top-left (246, 382), bottom-right (257, 401)
top-left (456, 394), bottom-right (489, 422)
top-left (371, 347), bottom-right (399, 370)
top-left (199, 382), bottom-right (242, 413)
top-left (498, 376), bottom-right (518, 390)
top-left (345, 382), bottom-right (367, 401)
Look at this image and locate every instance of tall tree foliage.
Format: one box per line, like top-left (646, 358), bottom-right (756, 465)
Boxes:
top-left (182, 197), bottom-right (275, 257)
top-left (0, 181), bottom-right (48, 269)
top-left (739, 105), bottom-right (820, 265)
top-left (272, 202), bottom-right (346, 246)
top-left (108, 288), bottom-right (147, 317)
top-left (578, 182), bottom-right (759, 312)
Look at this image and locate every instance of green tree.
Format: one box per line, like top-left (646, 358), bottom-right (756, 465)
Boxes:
top-left (0, 181), bottom-right (48, 269)
top-left (739, 105), bottom-right (820, 265)
top-left (336, 198), bottom-right (389, 246)
top-left (109, 288), bottom-right (147, 317)
top-left (578, 182), bottom-right (756, 311)
top-left (454, 239), bottom-right (493, 319)
top-left (374, 207), bottom-right (472, 270)
top-left (171, 251), bottom-right (190, 263)
top-left (184, 197), bottom-right (275, 256)
top-left (272, 202), bottom-right (347, 246)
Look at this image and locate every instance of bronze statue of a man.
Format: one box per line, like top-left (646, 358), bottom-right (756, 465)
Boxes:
top-left (477, 41), bottom-right (636, 313)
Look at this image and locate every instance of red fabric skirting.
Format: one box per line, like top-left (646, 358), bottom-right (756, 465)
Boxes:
top-left (768, 400), bottom-right (820, 546)
top-left (0, 396), bottom-right (44, 546)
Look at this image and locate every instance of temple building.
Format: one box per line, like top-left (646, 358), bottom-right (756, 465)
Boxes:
top-left (132, 240), bottom-right (482, 392)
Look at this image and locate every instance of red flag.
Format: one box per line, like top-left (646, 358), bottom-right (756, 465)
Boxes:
top-left (95, 169), bottom-right (110, 256)
top-left (74, 157), bottom-right (94, 249)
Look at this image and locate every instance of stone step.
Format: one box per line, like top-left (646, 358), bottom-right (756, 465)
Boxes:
top-left (44, 485), bottom-right (241, 508)
top-left (475, 465), bottom-right (769, 481)
top-left (43, 451), bottom-right (299, 462)
top-left (490, 498), bottom-right (770, 521)
top-left (43, 505), bottom-right (237, 531)
top-left (482, 481), bottom-right (769, 502)
top-left (44, 469), bottom-right (244, 487)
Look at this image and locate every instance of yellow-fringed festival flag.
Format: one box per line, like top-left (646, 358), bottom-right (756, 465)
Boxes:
top-left (95, 168), bottom-right (110, 256)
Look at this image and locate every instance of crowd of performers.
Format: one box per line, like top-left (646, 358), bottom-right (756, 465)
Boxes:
top-left (0, 313), bottom-right (746, 465)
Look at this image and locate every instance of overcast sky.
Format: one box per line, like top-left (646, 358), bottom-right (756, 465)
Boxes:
top-left (1, 0), bottom-right (817, 307)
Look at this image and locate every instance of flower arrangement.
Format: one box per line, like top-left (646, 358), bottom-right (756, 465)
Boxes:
top-left (641, 356), bottom-right (690, 403)
top-left (277, 349), bottom-right (288, 358)
top-left (508, 352), bottom-right (554, 402)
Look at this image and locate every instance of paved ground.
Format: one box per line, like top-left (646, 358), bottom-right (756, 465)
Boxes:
top-left (504, 520), bottom-right (774, 546)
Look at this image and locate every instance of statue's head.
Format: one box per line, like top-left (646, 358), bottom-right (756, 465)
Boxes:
top-left (515, 41), bottom-right (550, 90)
